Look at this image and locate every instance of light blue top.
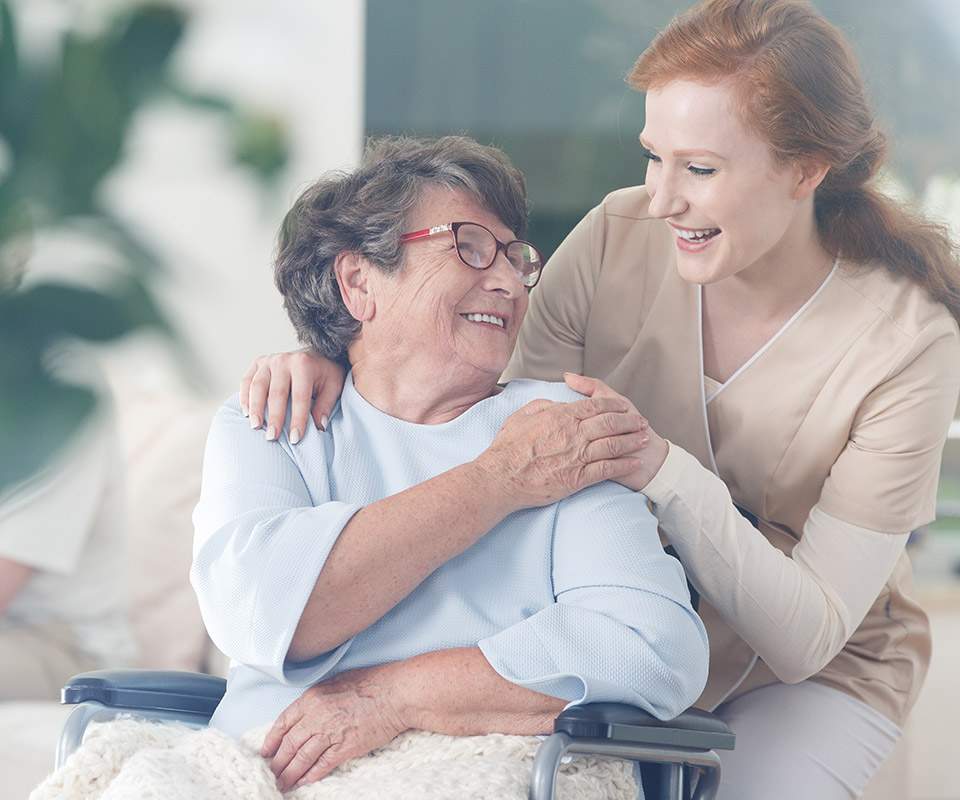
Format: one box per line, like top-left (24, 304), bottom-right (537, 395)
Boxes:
top-left (192, 374), bottom-right (709, 737)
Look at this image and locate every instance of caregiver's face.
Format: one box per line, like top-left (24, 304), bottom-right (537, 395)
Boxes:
top-left (641, 79), bottom-right (805, 284)
top-left (374, 186), bottom-right (528, 378)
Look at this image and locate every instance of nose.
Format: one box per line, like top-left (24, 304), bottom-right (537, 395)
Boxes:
top-left (480, 250), bottom-right (526, 299)
top-left (646, 168), bottom-right (688, 220)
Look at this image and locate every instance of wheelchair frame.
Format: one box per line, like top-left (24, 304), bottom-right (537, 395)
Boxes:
top-left (57, 670), bottom-right (734, 800)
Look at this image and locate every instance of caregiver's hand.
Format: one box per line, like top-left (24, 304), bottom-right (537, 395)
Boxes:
top-left (474, 394), bottom-right (649, 508)
top-left (261, 665), bottom-right (405, 792)
top-left (240, 350), bottom-right (345, 443)
top-left (563, 372), bottom-right (669, 492)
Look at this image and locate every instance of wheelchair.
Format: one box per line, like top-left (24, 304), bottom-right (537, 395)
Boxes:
top-left (56, 670), bottom-right (734, 800)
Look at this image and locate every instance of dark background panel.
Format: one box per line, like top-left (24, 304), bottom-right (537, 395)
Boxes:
top-left (365, 0), bottom-right (960, 259)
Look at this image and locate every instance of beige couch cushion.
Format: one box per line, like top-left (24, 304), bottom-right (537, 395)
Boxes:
top-left (117, 390), bottom-right (218, 672)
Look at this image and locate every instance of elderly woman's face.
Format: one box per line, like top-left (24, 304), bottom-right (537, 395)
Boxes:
top-left (370, 187), bottom-right (529, 380)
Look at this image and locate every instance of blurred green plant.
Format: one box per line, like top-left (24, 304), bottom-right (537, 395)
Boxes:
top-left (0, 1), bottom-right (288, 493)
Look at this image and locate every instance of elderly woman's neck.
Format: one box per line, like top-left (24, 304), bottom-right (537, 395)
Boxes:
top-left (351, 359), bottom-right (501, 425)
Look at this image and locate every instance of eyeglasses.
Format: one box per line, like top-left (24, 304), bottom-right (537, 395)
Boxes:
top-left (399, 222), bottom-right (544, 288)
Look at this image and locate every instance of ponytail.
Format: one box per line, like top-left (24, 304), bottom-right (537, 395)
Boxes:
top-left (817, 185), bottom-right (960, 322)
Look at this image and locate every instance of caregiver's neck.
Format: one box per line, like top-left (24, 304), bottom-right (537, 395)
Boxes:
top-left (349, 353), bottom-right (502, 425)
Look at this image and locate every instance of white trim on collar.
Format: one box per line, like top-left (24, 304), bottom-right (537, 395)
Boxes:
top-left (703, 257), bottom-right (839, 405)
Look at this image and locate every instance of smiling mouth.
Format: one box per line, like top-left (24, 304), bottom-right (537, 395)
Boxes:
top-left (675, 227), bottom-right (721, 243)
top-left (460, 312), bottom-right (506, 329)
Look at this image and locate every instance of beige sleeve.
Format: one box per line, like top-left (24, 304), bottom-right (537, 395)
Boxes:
top-left (500, 203), bottom-right (606, 383)
top-left (820, 317), bottom-right (960, 531)
top-left (643, 444), bottom-right (909, 684)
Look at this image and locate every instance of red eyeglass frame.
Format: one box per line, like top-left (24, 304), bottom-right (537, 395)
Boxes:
top-left (399, 221), bottom-right (544, 288)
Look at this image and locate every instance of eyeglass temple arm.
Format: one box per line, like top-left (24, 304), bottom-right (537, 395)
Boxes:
top-left (399, 224), bottom-right (453, 242)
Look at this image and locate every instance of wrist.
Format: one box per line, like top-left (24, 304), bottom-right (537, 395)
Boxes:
top-left (465, 455), bottom-right (523, 516)
top-left (643, 435), bottom-right (669, 488)
top-left (377, 654), bottom-right (439, 732)
top-left (616, 435), bottom-right (670, 493)
top-left (370, 660), bottom-right (418, 733)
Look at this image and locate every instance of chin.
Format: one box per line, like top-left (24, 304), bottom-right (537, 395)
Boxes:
top-left (480, 358), bottom-right (510, 376)
top-left (674, 250), bottom-right (736, 286)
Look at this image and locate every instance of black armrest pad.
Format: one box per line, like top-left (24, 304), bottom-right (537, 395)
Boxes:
top-left (555, 703), bottom-right (735, 751)
top-left (62, 669), bottom-right (226, 716)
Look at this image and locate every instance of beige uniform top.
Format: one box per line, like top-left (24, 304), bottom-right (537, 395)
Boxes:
top-left (501, 186), bottom-right (960, 725)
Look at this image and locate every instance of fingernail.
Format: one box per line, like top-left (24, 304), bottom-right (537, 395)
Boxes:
top-left (266, 425), bottom-right (277, 441)
top-left (241, 405), bottom-right (249, 418)
top-left (250, 414), bottom-right (261, 429)
top-left (290, 427), bottom-right (301, 445)
top-left (319, 414), bottom-right (328, 432)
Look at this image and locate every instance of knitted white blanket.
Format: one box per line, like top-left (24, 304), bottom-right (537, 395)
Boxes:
top-left (30, 718), bottom-right (640, 800)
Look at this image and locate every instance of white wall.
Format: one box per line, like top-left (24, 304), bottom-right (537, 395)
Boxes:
top-left (22, 0), bottom-right (366, 401)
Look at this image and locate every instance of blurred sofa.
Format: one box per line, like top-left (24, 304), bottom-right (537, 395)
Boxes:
top-left (0, 388), bottom-right (225, 800)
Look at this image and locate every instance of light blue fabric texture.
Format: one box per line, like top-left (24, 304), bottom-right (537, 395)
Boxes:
top-left (192, 374), bottom-right (709, 737)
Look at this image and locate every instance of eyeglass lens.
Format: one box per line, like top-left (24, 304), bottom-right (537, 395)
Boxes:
top-left (455, 223), bottom-right (542, 287)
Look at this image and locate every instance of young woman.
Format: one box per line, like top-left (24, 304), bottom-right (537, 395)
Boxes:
top-left (240, 1), bottom-right (960, 796)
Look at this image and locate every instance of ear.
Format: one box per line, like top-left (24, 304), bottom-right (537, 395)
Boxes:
top-left (334, 252), bottom-right (376, 323)
top-left (793, 159), bottom-right (831, 200)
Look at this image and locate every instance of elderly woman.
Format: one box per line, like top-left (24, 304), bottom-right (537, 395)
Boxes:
top-left (191, 136), bottom-right (708, 792)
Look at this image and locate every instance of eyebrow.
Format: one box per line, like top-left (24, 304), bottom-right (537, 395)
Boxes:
top-left (639, 135), bottom-right (727, 161)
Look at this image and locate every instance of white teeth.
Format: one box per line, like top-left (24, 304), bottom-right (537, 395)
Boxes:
top-left (463, 312), bottom-right (505, 328)
top-left (677, 228), bottom-right (720, 241)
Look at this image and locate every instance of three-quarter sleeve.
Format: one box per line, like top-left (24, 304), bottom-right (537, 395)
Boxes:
top-left (191, 398), bottom-right (361, 684)
top-left (477, 484), bottom-right (709, 720)
top-left (645, 443), bottom-right (916, 684)
top-left (500, 204), bottom-right (606, 383)
top-left (818, 317), bottom-right (960, 532)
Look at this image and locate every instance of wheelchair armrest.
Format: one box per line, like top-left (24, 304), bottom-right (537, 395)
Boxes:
top-left (61, 669), bottom-right (226, 716)
top-left (554, 703), bottom-right (735, 752)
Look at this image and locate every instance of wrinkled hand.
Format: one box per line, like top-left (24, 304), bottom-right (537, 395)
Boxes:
top-left (474, 390), bottom-right (650, 509)
top-left (240, 350), bottom-right (345, 444)
top-left (260, 666), bottom-right (405, 792)
top-left (562, 373), bottom-right (668, 492)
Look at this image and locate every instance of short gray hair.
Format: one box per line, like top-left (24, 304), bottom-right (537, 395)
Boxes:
top-left (274, 135), bottom-right (529, 365)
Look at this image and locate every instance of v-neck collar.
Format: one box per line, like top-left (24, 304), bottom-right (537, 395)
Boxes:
top-left (702, 258), bottom-right (839, 405)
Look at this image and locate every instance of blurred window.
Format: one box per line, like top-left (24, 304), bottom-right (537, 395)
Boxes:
top-left (365, 0), bottom-right (960, 258)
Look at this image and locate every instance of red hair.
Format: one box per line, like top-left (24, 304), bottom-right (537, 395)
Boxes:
top-left (629, 0), bottom-right (960, 321)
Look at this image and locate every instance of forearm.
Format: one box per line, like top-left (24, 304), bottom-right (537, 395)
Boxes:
top-left (643, 444), bottom-right (907, 683)
top-left (388, 647), bottom-right (565, 736)
top-left (290, 463), bottom-right (515, 661)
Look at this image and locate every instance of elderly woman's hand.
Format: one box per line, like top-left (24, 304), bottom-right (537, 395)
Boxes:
top-left (475, 393), bottom-right (652, 509)
top-left (563, 373), bottom-right (669, 492)
top-left (240, 350), bottom-right (345, 444)
top-left (260, 665), bottom-right (405, 792)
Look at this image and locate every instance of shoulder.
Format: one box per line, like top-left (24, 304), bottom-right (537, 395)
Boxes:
top-left (597, 185), bottom-right (671, 236)
top-left (209, 393), bottom-right (255, 439)
top-left (554, 185), bottom-right (674, 253)
top-left (541, 185), bottom-right (676, 302)
top-left (836, 260), bottom-right (960, 373)
top-left (590, 186), bottom-right (677, 284)
top-left (598, 185), bottom-right (655, 219)
top-left (205, 393), bottom-right (331, 470)
top-left (837, 259), bottom-right (958, 337)
top-left (500, 379), bottom-right (585, 406)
